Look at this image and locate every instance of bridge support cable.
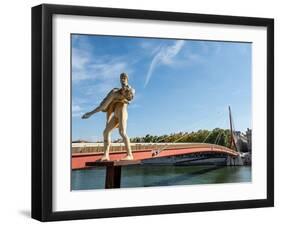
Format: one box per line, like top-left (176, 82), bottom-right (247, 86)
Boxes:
top-left (152, 110), bottom-right (227, 156)
top-left (214, 131), bottom-right (223, 145)
top-left (150, 111), bottom-right (220, 151)
top-left (202, 114), bottom-right (227, 144)
top-left (214, 117), bottom-right (228, 145)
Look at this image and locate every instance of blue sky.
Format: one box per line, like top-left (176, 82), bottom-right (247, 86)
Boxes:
top-left (72, 34), bottom-right (252, 142)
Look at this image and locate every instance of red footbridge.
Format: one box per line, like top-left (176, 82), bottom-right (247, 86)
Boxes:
top-left (72, 143), bottom-right (239, 170)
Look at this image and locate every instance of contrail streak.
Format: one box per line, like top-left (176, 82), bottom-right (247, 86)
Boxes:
top-left (144, 40), bottom-right (185, 87)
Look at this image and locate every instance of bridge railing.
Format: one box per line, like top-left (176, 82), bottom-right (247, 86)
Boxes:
top-left (72, 142), bottom-right (238, 155)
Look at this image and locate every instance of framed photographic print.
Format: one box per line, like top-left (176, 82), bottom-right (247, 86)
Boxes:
top-left (32, 4), bottom-right (274, 221)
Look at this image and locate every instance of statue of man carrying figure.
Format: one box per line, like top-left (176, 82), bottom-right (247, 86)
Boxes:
top-left (82, 73), bottom-right (135, 161)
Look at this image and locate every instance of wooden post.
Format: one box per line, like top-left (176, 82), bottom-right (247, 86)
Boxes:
top-left (85, 160), bottom-right (141, 189)
top-left (105, 165), bottom-right (121, 188)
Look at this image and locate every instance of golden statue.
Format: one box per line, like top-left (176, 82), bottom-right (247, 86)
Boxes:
top-left (82, 73), bottom-right (135, 161)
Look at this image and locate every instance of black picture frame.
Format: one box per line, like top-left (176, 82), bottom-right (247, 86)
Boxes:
top-left (32, 3), bottom-right (274, 222)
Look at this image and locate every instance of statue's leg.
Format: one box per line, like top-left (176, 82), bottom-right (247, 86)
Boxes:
top-left (118, 105), bottom-right (133, 160)
top-left (101, 115), bottom-right (118, 161)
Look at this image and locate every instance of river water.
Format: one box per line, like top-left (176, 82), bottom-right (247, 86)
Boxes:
top-left (71, 165), bottom-right (251, 190)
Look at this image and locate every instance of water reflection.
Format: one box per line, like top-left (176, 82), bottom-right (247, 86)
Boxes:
top-left (71, 165), bottom-right (251, 190)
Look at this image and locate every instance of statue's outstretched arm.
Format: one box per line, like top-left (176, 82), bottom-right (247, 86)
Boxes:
top-left (81, 106), bottom-right (100, 119)
top-left (81, 90), bottom-right (117, 119)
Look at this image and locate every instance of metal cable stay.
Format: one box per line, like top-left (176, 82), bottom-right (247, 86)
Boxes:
top-left (150, 108), bottom-right (233, 157)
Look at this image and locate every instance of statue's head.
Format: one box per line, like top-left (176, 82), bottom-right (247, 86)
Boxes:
top-left (120, 73), bottom-right (128, 86)
top-left (120, 73), bottom-right (135, 101)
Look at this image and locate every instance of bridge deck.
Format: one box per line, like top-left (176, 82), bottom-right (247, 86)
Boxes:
top-left (72, 145), bottom-right (238, 170)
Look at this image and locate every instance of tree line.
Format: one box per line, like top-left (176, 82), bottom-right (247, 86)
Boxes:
top-left (129, 128), bottom-right (233, 148)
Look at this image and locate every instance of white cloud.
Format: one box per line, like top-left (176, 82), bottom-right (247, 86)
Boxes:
top-left (72, 36), bottom-right (130, 85)
top-left (72, 43), bottom-right (130, 91)
top-left (88, 62), bottom-right (127, 82)
top-left (72, 48), bottom-right (131, 85)
top-left (72, 104), bottom-right (83, 117)
top-left (72, 48), bottom-right (90, 70)
top-left (72, 36), bottom-right (134, 110)
top-left (144, 40), bottom-right (185, 87)
top-left (72, 105), bottom-right (82, 112)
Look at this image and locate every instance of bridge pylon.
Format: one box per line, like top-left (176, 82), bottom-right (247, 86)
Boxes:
top-left (228, 106), bottom-right (238, 152)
